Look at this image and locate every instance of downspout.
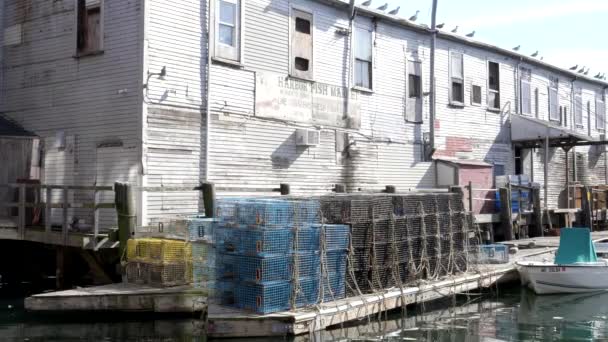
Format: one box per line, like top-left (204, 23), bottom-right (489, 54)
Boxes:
top-left (204, 0), bottom-right (212, 182)
top-left (604, 86), bottom-right (608, 185)
top-left (571, 78), bottom-right (577, 184)
top-left (428, 0), bottom-right (438, 161)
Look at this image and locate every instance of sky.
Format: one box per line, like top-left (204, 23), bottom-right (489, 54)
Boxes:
top-left (380, 0), bottom-right (608, 75)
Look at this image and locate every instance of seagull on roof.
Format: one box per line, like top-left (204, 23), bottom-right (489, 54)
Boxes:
top-left (578, 66), bottom-right (586, 73)
top-left (409, 10), bottom-right (420, 21)
top-left (436, 23), bottom-right (445, 29)
top-left (570, 65), bottom-right (578, 70)
top-left (361, 0), bottom-right (372, 6)
top-left (584, 68), bottom-right (590, 76)
top-left (377, 3), bottom-right (388, 11)
top-left (465, 31), bottom-right (475, 38)
top-left (531, 51), bottom-right (539, 57)
top-left (513, 45), bottom-right (520, 51)
top-left (451, 25), bottom-right (459, 33)
top-left (388, 6), bottom-right (400, 15)
top-left (595, 72), bottom-right (602, 78)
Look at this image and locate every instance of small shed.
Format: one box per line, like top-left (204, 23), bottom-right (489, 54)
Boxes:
top-left (435, 158), bottom-right (494, 214)
top-left (0, 116), bottom-right (39, 218)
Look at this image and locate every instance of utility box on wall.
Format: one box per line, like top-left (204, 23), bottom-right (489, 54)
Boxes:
top-left (295, 129), bottom-right (320, 147)
top-left (435, 158), bottom-right (494, 214)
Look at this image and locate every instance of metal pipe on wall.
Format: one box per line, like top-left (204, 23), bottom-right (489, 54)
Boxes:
top-left (204, 0), bottom-right (213, 182)
top-left (428, 0), bottom-right (438, 161)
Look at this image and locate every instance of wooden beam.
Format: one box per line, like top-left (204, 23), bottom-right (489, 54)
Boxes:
top-left (62, 186), bottom-right (69, 246)
top-left (78, 250), bottom-right (112, 284)
top-left (18, 184), bottom-right (26, 240)
top-left (45, 188), bottom-right (52, 236)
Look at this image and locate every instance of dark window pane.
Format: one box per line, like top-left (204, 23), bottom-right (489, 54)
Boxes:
top-left (472, 85), bottom-right (482, 104)
top-left (489, 62), bottom-right (499, 91)
top-left (408, 74), bottom-right (421, 98)
top-left (295, 17), bottom-right (311, 34)
top-left (452, 81), bottom-right (463, 103)
top-left (295, 57), bottom-right (309, 71)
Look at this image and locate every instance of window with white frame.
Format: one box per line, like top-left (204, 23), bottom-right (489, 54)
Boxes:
top-left (597, 93), bottom-right (606, 130)
top-left (520, 67), bottom-right (532, 115)
top-left (574, 87), bottom-right (583, 126)
top-left (449, 52), bottom-right (464, 105)
top-left (214, 0), bottom-right (241, 62)
top-left (76, 0), bottom-right (103, 55)
top-left (354, 26), bottom-right (372, 90)
top-left (548, 77), bottom-right (560, 121)
top-left (471, 85), bottom-right (482, 106)
top-left (290, 8), bottom-right (313, 79)
top-left (406, 60), bottom-right (423, 123)
top-left (487, 61), bottom-right (500, 110)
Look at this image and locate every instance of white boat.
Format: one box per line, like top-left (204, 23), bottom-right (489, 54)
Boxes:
top-left (517, 228), bottom-right (608, 294)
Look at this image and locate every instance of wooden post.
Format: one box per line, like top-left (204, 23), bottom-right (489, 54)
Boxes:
top-left (45, 187), bottom-right (52, 236)
top-left (115, 182), bottom-right (136, 257)
top-left (56, 247), bottom-right (65, 289)
top-left (202, 182), bottom-right (216, 217)
top-left (499, 187), bottom-right (514, 241)
top-left (581, 185), bottom-right (592, 229)
top-left (62, 186), bottom-right (69, 245)
top-left (531, 186), bottom-right (542, 237)
top-left (18, 184), bottom-right (26, 239)
top-left (93, 190), bottom-right (100, 250)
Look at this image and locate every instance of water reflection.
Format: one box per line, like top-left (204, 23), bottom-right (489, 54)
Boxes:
top-left (3, 289), bottom-right (608, 341)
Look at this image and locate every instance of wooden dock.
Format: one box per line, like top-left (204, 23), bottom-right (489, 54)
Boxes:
top-left (23, 231), bottom-right (608, 338)
top-left (25, 283), bottom-right (207, 313)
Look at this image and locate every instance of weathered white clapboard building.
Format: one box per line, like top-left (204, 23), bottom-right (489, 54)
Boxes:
top-left (1, 0), bottom-right (607, 226)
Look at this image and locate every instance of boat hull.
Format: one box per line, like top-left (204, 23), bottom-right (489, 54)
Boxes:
top-left (517, 261), bottom-right (608, 294)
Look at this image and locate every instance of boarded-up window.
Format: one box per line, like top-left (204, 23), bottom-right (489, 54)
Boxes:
top-left (76, 0), bottom-right (103, 55)
top-left (449, 52), bottom-right (464, 104)
top-left (471, 85), bottom-right (482, 105)
top-left (574, 87), bottom-right (583, 126)
top-left (488, 61), bottom-right (500, 110)
top-left (520, 67), bottom-right (532, 115)
top-left (406, 60), bottom-right (422, 123)
top-left (214, 0), bottom-right (241, 62)
top-left (549, 77), bottom-right (560, 121)
top-left (597, 94), bottom-right (606, 130)
top-left (290, 9), bottom-right (313, 79)
top-left (354, 26), bottom-right (372, 89)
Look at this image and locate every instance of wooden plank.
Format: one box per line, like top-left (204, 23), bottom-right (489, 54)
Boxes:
top-left (18, 184), bottom-right (25, 239)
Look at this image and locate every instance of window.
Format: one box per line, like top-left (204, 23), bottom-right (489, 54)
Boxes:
top-left (487, 61), bottom-right (500, 110)
top-left (563, 106), bottom-right (568, 127)
top-left (574, 87), bottom-right (583, 126)
top-left (597, 93), bottom-right (606, 130)
top-left (493, 164), bottom-right (505, 187)
top-left (76, 0), bottom-right (103, 55)
top-left (548, 77), bottom-right (559, 121)
top-left (471, 85), bottom-right (482, 105)
top-left (290, 9), bottom-right (313, 79)
top-left (449, 52), bottom-right (464, 105)
top-left (214, 0), bottom-right (241, 62)
top-left (520, 67), bottom-right (531, 115)
top-left (406, 60), bottom-right (422, 123)
top-left (354, 26), bottom-right (372, 90)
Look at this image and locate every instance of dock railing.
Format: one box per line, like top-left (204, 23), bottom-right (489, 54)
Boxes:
top-left (0, 183), bottom-right (115, 249)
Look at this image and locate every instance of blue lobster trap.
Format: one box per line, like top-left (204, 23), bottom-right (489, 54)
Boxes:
top-left (309, 224), bottom-right (350, 250)
top-left (206, 280), bottom-right (235, 305)
top-left (236, 199), bottom-right (294, 227)
top-left (322, 272), bottom-right (346, 302)
top-left (187, 217), bottom-right (216, 241)
top-left (292, 226), bottom-right (320, 251)
top-left (237, 228), bottom-right (293, 256)
top-left (236, 254), bottom-right (290, 283)
top-left (234, 281), bottom-right (290, 314)
top-left (293, 276), bottom-right (320, 308)
top-left (292, 200), bottom-right (321, 225)
top-left (290, 252), bottom-right (320, 278)
top-left (323, 250), bottom-right (348, 275)
top-left (214, 227), bottom-right (241, 254)
top-left (216, 253), bottom-right (238, 280)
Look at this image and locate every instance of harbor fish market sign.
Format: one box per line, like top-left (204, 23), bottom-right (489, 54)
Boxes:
top-left (256, 72), bottom-right (361, 129)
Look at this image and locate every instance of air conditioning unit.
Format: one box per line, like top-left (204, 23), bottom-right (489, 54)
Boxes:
top-left (295, 129), bottom-right (320, 147)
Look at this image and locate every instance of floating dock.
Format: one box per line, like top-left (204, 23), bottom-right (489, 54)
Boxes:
top-left (24, 231), bottom-right (608, 337)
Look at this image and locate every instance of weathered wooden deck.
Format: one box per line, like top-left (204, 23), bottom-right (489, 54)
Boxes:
top-left (25, 283), bottom-right (207, 313)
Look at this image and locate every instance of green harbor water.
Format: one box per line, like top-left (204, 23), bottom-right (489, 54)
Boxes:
top-left (3, 287), bottom-right (608, 341)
